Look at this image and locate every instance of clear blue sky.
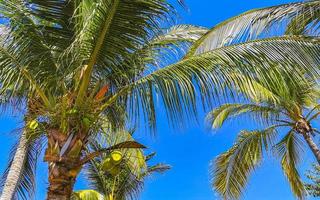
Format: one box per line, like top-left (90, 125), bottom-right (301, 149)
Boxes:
top-left (0, 0), bottom-right (318, 200)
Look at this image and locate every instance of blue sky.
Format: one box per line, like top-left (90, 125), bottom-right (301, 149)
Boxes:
top-left (0, 0), bottom-right (318, 200)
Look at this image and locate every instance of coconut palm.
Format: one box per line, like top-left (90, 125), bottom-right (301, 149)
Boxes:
top-left (72, 131), bottom-right (170, 200)
top-left (73, 153), bottom-right (169, 200)
top-left (207, 72), bottom-right (320, 199)
top-left (3, 1), bottom-right (205, 198)
top-left (0, 51), bottom-right (45, 200)
top-left (1, 0), bottom-right (320, 199)
top-left (0, 130), bottom-right (42, 200)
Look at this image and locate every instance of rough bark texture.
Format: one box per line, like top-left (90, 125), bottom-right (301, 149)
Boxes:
top-left (296, 118), bottom-right (320, 165)
top-left (0, 132), bottom-right (28, 200)
top-left (46, 162), bottom-right (77, 200)
top-left (302, 132), bottom-right (320, 165)
top-left (45, 129), bottom-right (84, 200)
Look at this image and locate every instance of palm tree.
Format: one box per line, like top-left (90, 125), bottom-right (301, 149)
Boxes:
top-left (72, 131), bottom-right (170, 200)
top-left (0, 56), bottom-right (45, 200)
top-left (0, 130), bottom-right (41, 200)
top-left (207, 72), bottom-right (320, 199)
top-left (1, 0), bottom-right (320, 199)
top-left (1, 132), bottom-right (32, 200)
top-left (0, 1), bottom-right (207, 199)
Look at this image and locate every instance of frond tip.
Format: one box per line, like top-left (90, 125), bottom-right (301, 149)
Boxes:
top-left (212, 128), bottom-right (277, 199)
top-left (206, 103), bottom-right (279, 129)
top-left (275, 131), bottom-right (306, 199)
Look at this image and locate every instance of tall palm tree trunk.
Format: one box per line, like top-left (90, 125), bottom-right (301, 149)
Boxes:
top-left (301, 132), bottom-right (320, 165)
top-left (47, 162), bottom-right (77, 200)
top-left (0, 132), bottom-right (28, 200)
top-left (45, 129), bottom-right (84, 200)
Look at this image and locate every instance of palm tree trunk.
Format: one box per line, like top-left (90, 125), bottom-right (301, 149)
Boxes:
top-left (0, 131), bottom-right (28, 200)
top-left (45, 129), bottom-right (84, 200)
top-left (46, 162), bottom-right (77, 200)
top-left (301, 132), bottom-right (320, 165)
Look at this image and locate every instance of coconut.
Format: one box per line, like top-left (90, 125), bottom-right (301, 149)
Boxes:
top-left (110, 151), bottom-right (123, 164)
top-left (29, 120), bottom-right (39, 130)
top-left (101, 157), bottom-right (114, 171)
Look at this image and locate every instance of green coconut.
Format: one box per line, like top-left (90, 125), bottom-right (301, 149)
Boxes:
top-left (101, 157), bottom-right (114, 171)
top-left (110, 151), bottom-right (123, 164)
top-left (29, 120), bottom-right (39, 130)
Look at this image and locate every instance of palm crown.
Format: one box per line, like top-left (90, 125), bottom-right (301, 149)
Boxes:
top-left (208, 71), bottom-right (320, 199)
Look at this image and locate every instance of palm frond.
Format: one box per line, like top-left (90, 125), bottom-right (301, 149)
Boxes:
top-left (83, 129), bottom-right (170, 200)
top-left (212, 128), bottom-right (277, 199)
top-left (108, 36), bottom-right (320, 129)
top-left (146, 163), bottom-right (171, 175)
top-left (186, 0), bottom-right (320, 57)
top-left (0, 0), bottom-right (61, 102)
top-left (67, 0), bottom-right (173, 103)
top-left (286, 5), bottom-right (320, 35)
top-left (83, 160), bottom-right (109, 196)
top-left (72, 190), bottom-right (104, 200)
top-left (274, 131), bottom-right (306, 199)
top-left (305, 164), bottom-right (320, 197)
top-left (151, 25), bottom-right (208, 45)
top-left (137, 25), bottom-right (208, 69)
top-left (88, 25), bottom-right (207, 112)
top-left (84, 152), bottom-right (144, 200)
top-left (206, 103), bottom-right (280, 129)
top-left (177, 0), bottom-right (188, 10)
top-left (26, 0), bottom-right (77, 50)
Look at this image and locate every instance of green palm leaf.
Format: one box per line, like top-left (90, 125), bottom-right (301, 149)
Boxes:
top-left (101, 36), bottom-right (320, 128)
top-left (274, 131), bottom-right (306, 199)
top-left (72, 190), bottom-right (104, 200)
top-left (206, 103), bottom-right (280, 129)
top-left (186, 0), bottom-right (320, 57)
top-left (212, 128), bottom-right (277, 199)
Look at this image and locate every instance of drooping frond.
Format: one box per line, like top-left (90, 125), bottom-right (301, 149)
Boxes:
top-left (286, 4), bottom-right (320, 36)
top-left (25, 0), bottom-right (77, 50)
top-left (100, 24), bottom-right (208, 87)
top-left (137, 25), bottom-right (208, 69)
top-left (212, 128), bottom-right (277, 199)
top-left (150, 25), bottom-right (208, 46)
top-left (274, 131), bottom-right (306, 199)
top-left (145, 163), bottom-right (171, 176)
top-left (109, 36), bottom-right (320, 129)
top-left (0, 0), bottom-right (61, 101)
top-left (90, 25), bottom-right (208, 128)
top-left (206, 103), bottom-right (281, 129)
top-left (186, 0), bottom-right (320, 57)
